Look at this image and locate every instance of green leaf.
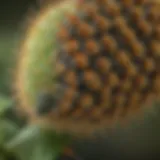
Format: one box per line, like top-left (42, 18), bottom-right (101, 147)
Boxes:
top-left (6, 125), bottom-right (71, 160)
top-left (0, 120), bottom-right (18, 144)
top-left (0, 95), bottom-right (12, 116)
top-left (6, 125), bottom-right (39, 149)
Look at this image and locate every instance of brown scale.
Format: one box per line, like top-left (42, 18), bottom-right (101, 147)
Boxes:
top-left (134, 74), bottom-right (148, 90)
top-left (95, 15), bottom-right (111, 31)
top-left (105, 2), bottom-right (121, 17)
top-left (79, 93), bottom-right (94, 110)
top-left (134, 0), bottom-right (146, 5)
top-left (81, 3), bottom-right (98, 20)
top-left (57, 27), bottom-right (70, 41)
top-left (96, 57), bottom-right (111, 74)
top-left (121, 27), bottom-right (137, 43)
top-left (116, 50), bottom-right (131, 67)
top-left (50, 0), bottom-right (160, 128)
top-left (85, 39), bottom-right (100, 55)
top-left (125, 63), bottom-right (137, 78)
top-left (63, 88), bottom-right (76, 102)
top-left (147, 4), bottom-right (160, 23)
top-left (107, 72), bottom-right (119, 88)
top-left (64, 71), bottom-right (78, 87)
top-left (83, 70), bottom-right (102, 91)
top-left (59, 99), bottom-right (73, 115)
top-left (120, 78), bottom-right (132, 92)
top-left (136, 19), bottom-right (152, 37)
top-left (130, 40), bottom-right (145, 58)
top-left (143, 58), bottom-right (156, 73)
top-left (114, 16), bottom-right (128, 32)
top-left (64, 40), bottom-right (79, 55)
top-left (150, 40), bottom-right (160, 57)
top-left (102, 35), bottom-right (117, 53)
top-left (74, 52), bottom-right (89, 69)
top-left (77, 22), bottom-right (94, 38)
top-left (130, 7), bottom-right (143, 22)
top-left (154, 25), bottom-right (160, 40)
top-left (67, 14), bottom-right (81, 26)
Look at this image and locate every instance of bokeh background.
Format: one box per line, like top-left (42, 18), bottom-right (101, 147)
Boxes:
top-left (0, 0), bottom-right (37, 96)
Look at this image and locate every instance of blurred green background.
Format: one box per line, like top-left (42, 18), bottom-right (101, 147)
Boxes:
top-left (0, 0), bottom-right (37, 95)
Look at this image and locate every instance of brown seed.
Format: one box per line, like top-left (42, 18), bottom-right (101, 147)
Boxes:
top-left (143, 92), bottom-right (155, 106)
top-left (136, 19), bottom-right (152, 36)
top-left (59, 100), bottom-right (72, 115)
top-left (154, 25), bottom-right (160, 40)
top-left (105, 2), bottom-right (121, 16)
top-left (68, 14), bottom-right (80, 26)
top-left (80, 94), bottom-right (93, 109)
top-left (114, 94), bottom-right (126, 107)
top-left (120, 78), bottom-right (132, 91)
top-left (64, 88), bottom-right (76, 101)
top-left (84, 70), bottom-right (102, 90)
top-left (143, 58), bottom-right (155, 73)
top-left (83, 4), bottom-right (98, 19)
top-left (101, 87), bottom-right (111, 107)
top-left (85, 39), bottom-right (100, 55)
top-left (129, 91), bottom-right (141, 108)
top-left (147, 5), bottom-right (160, 23)
top-left (64, 40), bottom-right (79, 55)
top-left (95, 15), bottom-right (110, 31)
top-left (96, 0), bottom-right (107, 4)
top-left (122, 27), bottom-right (137, 42)
top-left (150, 40), bottom-right (160, 57)
top-left (131, 7), bottom-right (143, 21)
top-left (126, 64), bottom-right (137, 77)
top-left (114, 16), bottom-right (127, 31)
top-left (65, 71), bottom-right (77, 86)
top-left (134, 0), bottom-right (145, 5)
top-left (134, 75), bottom-right (148, 90)
top-left (153, 75), bottom-right (160, 93)
top-left (77, 22), bottom-right (94, 38)
top-left (116, 50), bottom-right (130, 67)
top-left (102, 35), bottom-right (117, 53)
top-left (130, 41), bottom-right (145, 58)
top-left (96, 57), bottom-right (111, 74)
top-left (121, 0), bottom-right (133, 8)
top-left (57, 27), bottom-right (69, 41)
top-left (74, 52), bottom-right (88, 69)
top-left (108, 72), bottom-right (119, 88)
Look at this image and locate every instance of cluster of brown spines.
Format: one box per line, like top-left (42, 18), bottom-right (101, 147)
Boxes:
top-left (52, 0), bottom-right (159, 123)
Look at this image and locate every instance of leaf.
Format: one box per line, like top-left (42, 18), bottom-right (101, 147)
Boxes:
top-left (6, 125), bottom-right (40, 149)
top-left (0, 120), bottom-right (18, 144)
top-left (6, 125), bottom-right (71, 160)
top-left (0, 95), bottom-right (12, 116)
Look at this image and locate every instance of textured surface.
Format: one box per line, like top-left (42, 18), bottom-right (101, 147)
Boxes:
top-left (17, 0), bottom-right (160, 135)
top-left (48, 0), bottom-right (160, 134)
